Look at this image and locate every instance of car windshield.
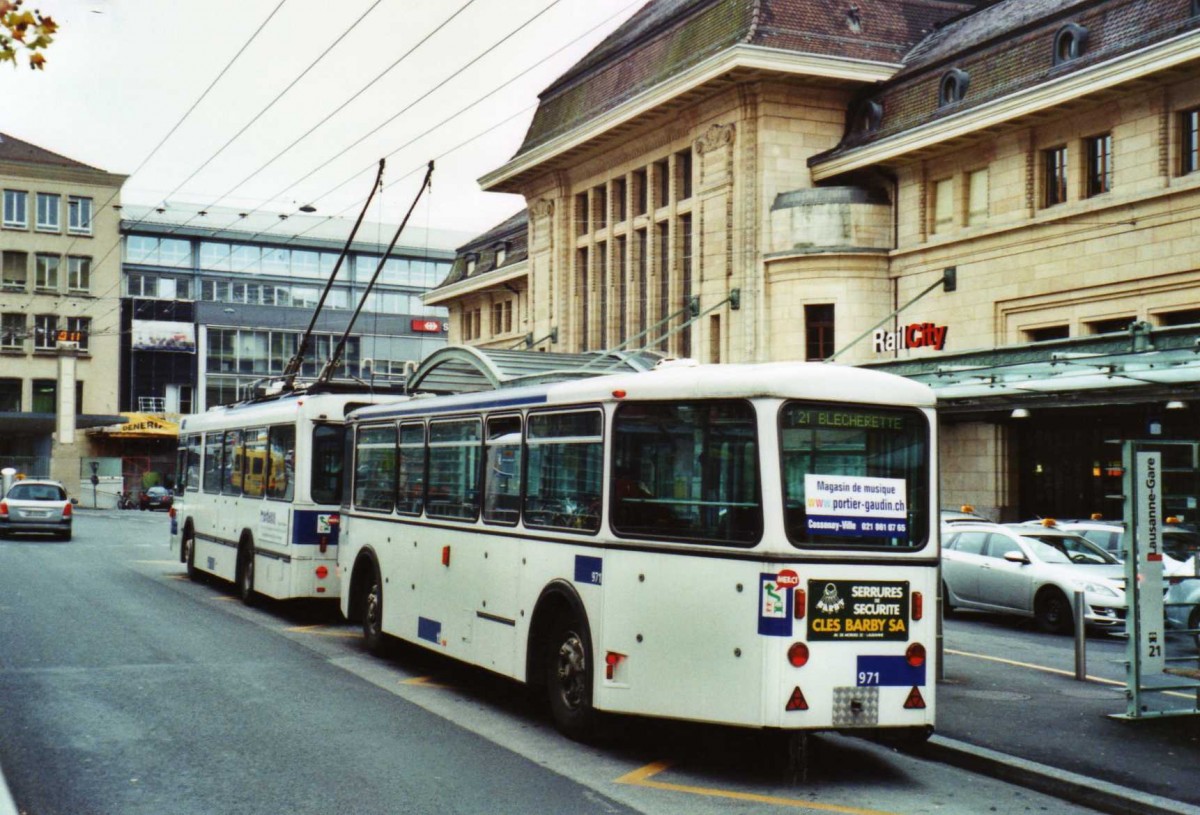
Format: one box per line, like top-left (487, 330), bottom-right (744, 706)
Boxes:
top-left (6, 483), bottom-right (66, 501)
top-left (1022, 533), bottom-right (1116, 565)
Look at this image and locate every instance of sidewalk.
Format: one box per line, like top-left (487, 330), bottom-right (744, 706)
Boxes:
top-left (928, 645), bottom-right (1200, 814)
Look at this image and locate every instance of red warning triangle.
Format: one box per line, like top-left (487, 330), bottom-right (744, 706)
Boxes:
top-left (785, 686), bottom-right (808, 711)
top-left (903, 686), bottom-right (926, 709)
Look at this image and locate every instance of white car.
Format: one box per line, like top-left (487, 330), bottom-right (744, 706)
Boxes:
top-left (0, 479), bottom-right (74, 541)
top-left (942, 522), bottom-right (1125, 633)
top-left (1054, 519), bottom-right (1195, 575)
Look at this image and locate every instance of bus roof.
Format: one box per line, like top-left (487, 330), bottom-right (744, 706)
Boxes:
top-left (349, 361), bottom-right (934, 423)
top-left (179, 391), bottom-right (409, 432)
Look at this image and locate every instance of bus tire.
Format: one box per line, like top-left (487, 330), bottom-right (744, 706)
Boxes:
top-left (237, 538), bottom-right (256, 606)
top-left (544, 612), bottom-right (596, 741)
top-left (182, 525), bottom-right (199, 580)
top-left (1034, 587), bottom-right (1071, 634)
top-left (362, 561), bottom-right (386, 655)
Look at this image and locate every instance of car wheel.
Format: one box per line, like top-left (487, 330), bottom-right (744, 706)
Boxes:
top-left (941, 581), bottom-right (955, 617)
top-left (544, 613), bottom-right (596, 740)
top-left (1035, 588), bottom-right (1073, 634)
top-left (237, 541), bottom-right (256, 606)
top-left (361, 563), bottom-right (385, 655)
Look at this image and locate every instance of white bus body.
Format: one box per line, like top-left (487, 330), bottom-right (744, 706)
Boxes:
top-left (338, 361), bottom-right (938, 739)
top-left (169, 391), bottom-right (405, 602)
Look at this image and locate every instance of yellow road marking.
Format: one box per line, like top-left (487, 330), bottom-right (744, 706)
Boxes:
top-left (947, 648), bottom-right (1195, 699)
top-left (284, 624), bottom-right (359, 639)
top-left (401, 676), bottom-right (452, 689)
top-left (615, 761), bottom-right (900, 814)
top-left (213, 596), bottom-right (239, 602)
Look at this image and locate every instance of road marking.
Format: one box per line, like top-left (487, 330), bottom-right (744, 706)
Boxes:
top-left (402, 676), bottom-right (452, 689)
top-left (947, 648), bottom-right (1194, 699)
top-left (133, 560), bottom-right (181, 566)
top-left (284, 624), bottom-right (359, 639)
top-left (614, 761), bottom-right (900, 814)
top-left (213, 596), bottom-right (239, 602)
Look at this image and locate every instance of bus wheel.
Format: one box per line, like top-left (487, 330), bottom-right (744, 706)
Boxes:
top-left (183, 527), bottom-right (198, 581)
top-left (362, 564), bottom-right (385, 655)
top-left (545, 614), bottom-right (595, 740)
top-left (1034, 587), bottom-right (1071, 634)
top-left (237, 541), bottom-right (256, 606)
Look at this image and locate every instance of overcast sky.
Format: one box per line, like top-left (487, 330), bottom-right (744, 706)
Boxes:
top-left (1, 0), bottom-right (643, 244)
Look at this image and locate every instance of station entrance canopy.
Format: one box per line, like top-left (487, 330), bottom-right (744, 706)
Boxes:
top-left (406, 346), bottom-right (664, 395)
top-left (866, 322), bottom-right (1200, 417)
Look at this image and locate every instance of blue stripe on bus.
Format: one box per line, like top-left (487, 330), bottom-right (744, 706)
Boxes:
top-left (360, 393), bottom-right (548, 420)
top-left (292, 510), bottom-right (340, 545)
top-left (417, 617), bottom-right (442, 644)
top-left (856, 655), bottom-right (926, 687)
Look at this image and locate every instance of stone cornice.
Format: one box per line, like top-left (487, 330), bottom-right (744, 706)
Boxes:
top-left (423, 260), bottom-right (528, 305)
top-left (481, 44), bottom-right (898, 192)
top-left (811, 28), bottom-right (1200, 181)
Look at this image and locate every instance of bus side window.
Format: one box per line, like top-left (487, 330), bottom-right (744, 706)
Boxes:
top-left (202, 432), bottom-right (222, 493)
top-left (397, 422), bottom-right (426, 516)
top-left (242, 428), bottom-right (268, 498)
top-left (427, 417), bottom-right (481, 521)
top-left (186, 434), bottom-right (202, 492)
top-left (354, 423), bottom-right (397, 512)
top-left (525, 409), bottom-right (602, 533)
top-left (222, 429), bottom-right (244, 496)
top-left (483, 416), bottom-right (522, 526)
top-left (266, 424), bottom-right (295, 501)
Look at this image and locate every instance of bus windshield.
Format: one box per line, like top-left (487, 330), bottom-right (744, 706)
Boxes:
top-left (780, 403), bottom-right (929, 550)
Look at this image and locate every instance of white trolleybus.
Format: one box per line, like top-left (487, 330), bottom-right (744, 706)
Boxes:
top-left (170, 389), bottom-right (405, 603)
top-left (338, 360), bottom-right (938, 743)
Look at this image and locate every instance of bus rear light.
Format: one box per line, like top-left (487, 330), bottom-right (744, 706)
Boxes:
top-left (912, 591), bottom-right (923, 621)
top-left (903, 686), bottom-right (926, 709)
top-left (605, 651), bottom-right (625, 680)
top-left (315, 566), bottom-right (329, 579)
top-left (168, 506), bottom-right (176, 519)
top-left (793, 588), bottom-right (806, 619)
top-left (905, 643), bottom-right (926, 668)
top-left (787, 642), bottom-right (809, 667)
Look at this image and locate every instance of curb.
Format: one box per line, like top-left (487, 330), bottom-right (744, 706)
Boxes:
top-left (921, 735), bottom-right (1200, 815)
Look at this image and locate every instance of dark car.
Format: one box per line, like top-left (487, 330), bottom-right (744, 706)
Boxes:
top-left (140, 486), bottom-right (173, 511)
top-left (0, 479), bottom-right (74, 540)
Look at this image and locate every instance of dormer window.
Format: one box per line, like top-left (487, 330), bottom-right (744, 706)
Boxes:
top-left (852, 98), bottom-right (883, 136)
top-left (493, 242), bottom-right (508, 267)
top-left (464, 253), bottom-right (478, 275)
top-left (1053, 23), bottom-right (1088, 65)
top-left (938, 69), bottom-right (969, 107)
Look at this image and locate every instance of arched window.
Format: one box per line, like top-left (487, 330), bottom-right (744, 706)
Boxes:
top-left (1053, 23), bottom-right (1089, 65)
top-left (938, 69), bottom-right (970, 107)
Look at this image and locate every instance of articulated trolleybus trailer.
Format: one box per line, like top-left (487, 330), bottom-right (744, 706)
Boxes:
top-left (338, 360), bottom-right (938, 742)
top-left (170, 390), bottom-right (406, 603)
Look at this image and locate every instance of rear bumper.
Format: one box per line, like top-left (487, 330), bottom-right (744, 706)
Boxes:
top-left (0, 518), bottom-right (71, 535)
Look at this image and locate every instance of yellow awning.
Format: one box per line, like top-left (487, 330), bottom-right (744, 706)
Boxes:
top-left (97, 412), bottom-right (180, 438)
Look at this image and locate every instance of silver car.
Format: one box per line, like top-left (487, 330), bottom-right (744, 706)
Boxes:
top-left (942, 522), bottom-right (1125, 633)
top-left (0, 479), bottom-right (74, 540)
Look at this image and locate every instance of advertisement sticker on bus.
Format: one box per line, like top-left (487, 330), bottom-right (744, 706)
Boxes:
top-left (758, 572), bottom-right (794, 636)
top-left (804, 474), bottom-right (907, 538)
top-left (807, 580), bottom-right (909, 641)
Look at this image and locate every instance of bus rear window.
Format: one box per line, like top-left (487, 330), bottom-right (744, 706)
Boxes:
top-left (311, 424), bottom-right (345, 505)
top-left (780, 404), bottom-right (929, 550)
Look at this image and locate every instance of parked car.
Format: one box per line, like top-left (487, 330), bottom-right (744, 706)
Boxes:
top-left (140, 486), bottom-right (173, 511)
top-left (942, 521), bottom-right (1126, 633)
top-left (0, 479), bottom-right (74, 540)
top-left (941, 505), bottom-right (989, 526)
top-left (1165, 569), bottom-right (1200, 647)
top-left (1054, 519), bottom-right (1196, 574)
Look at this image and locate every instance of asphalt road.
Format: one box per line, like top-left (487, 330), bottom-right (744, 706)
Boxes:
top-left (0, 510), bottom-right (1115, 815)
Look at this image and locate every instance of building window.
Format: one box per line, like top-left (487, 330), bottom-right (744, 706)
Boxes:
top-left (127, 272), bottom-right (159, 298)
top-left (1085, 133), bottom-right (1112, 197)
top-left (1043, 145), bottom-right (1068, 207)
top-left (633, 169), bottom-right (648, 216)
top-left (852, 99), bottom-right (883, 136)
top-left (491, 300), bottom-right (513, 335)
top-left (938, 68), bottom-right (970, 107)
top-left (35, 254), bottom-right (60, 291)
top-left (1086, 316), bottom-right (1133, 335)
top-left (67, 257), bottom-right (91, 293)
top-left (66, 316), bottom-right (90, 350)
top-left (675, 150), bottom-right (693, 200)
top-left (1156, 307), bottom-right (1200, 326)
top-left (613, 177), bottom-right (627, 222)
top-left (493, 243), bottom-right (507, 268)
top-left (574, 192), bottom-right (588, 236)
top-left (1053, 23), bottom-right (1089, 65)
top-left (805, 304), bottom-right (835, 361)
top-left (3, 189), bottom-right (27, 228)
top-left (2, 251), bottom-right (27, 290)
top-left (464, 254), bottom-right (477, 275)
top-left (462, 307), bottom-right (482, 341)
top-left (32, 379), bottom-right (56, 413)
top-left (967, 168), bottom-right (989, 225)
top-left (67, 196), bottom-right (93, 235)
top-left (592, 185), bottom-right (607, 230)
top-left (34, 315), bottom-right (57, 350)
top-left (0, 379), bottom-right (19, 411)
top-left (1181, 107), bottom-right (1199, 176)
top-left (1025, 325), bottom-right (1069, 342)
top-left (932, 177), bottom-right (954, 233)
top-left (35, 192), bottom-right (60, 232)
top-left (654, 158), bottom-right (669, 209)
top-left (1, 313), bottom-right (24, 350)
